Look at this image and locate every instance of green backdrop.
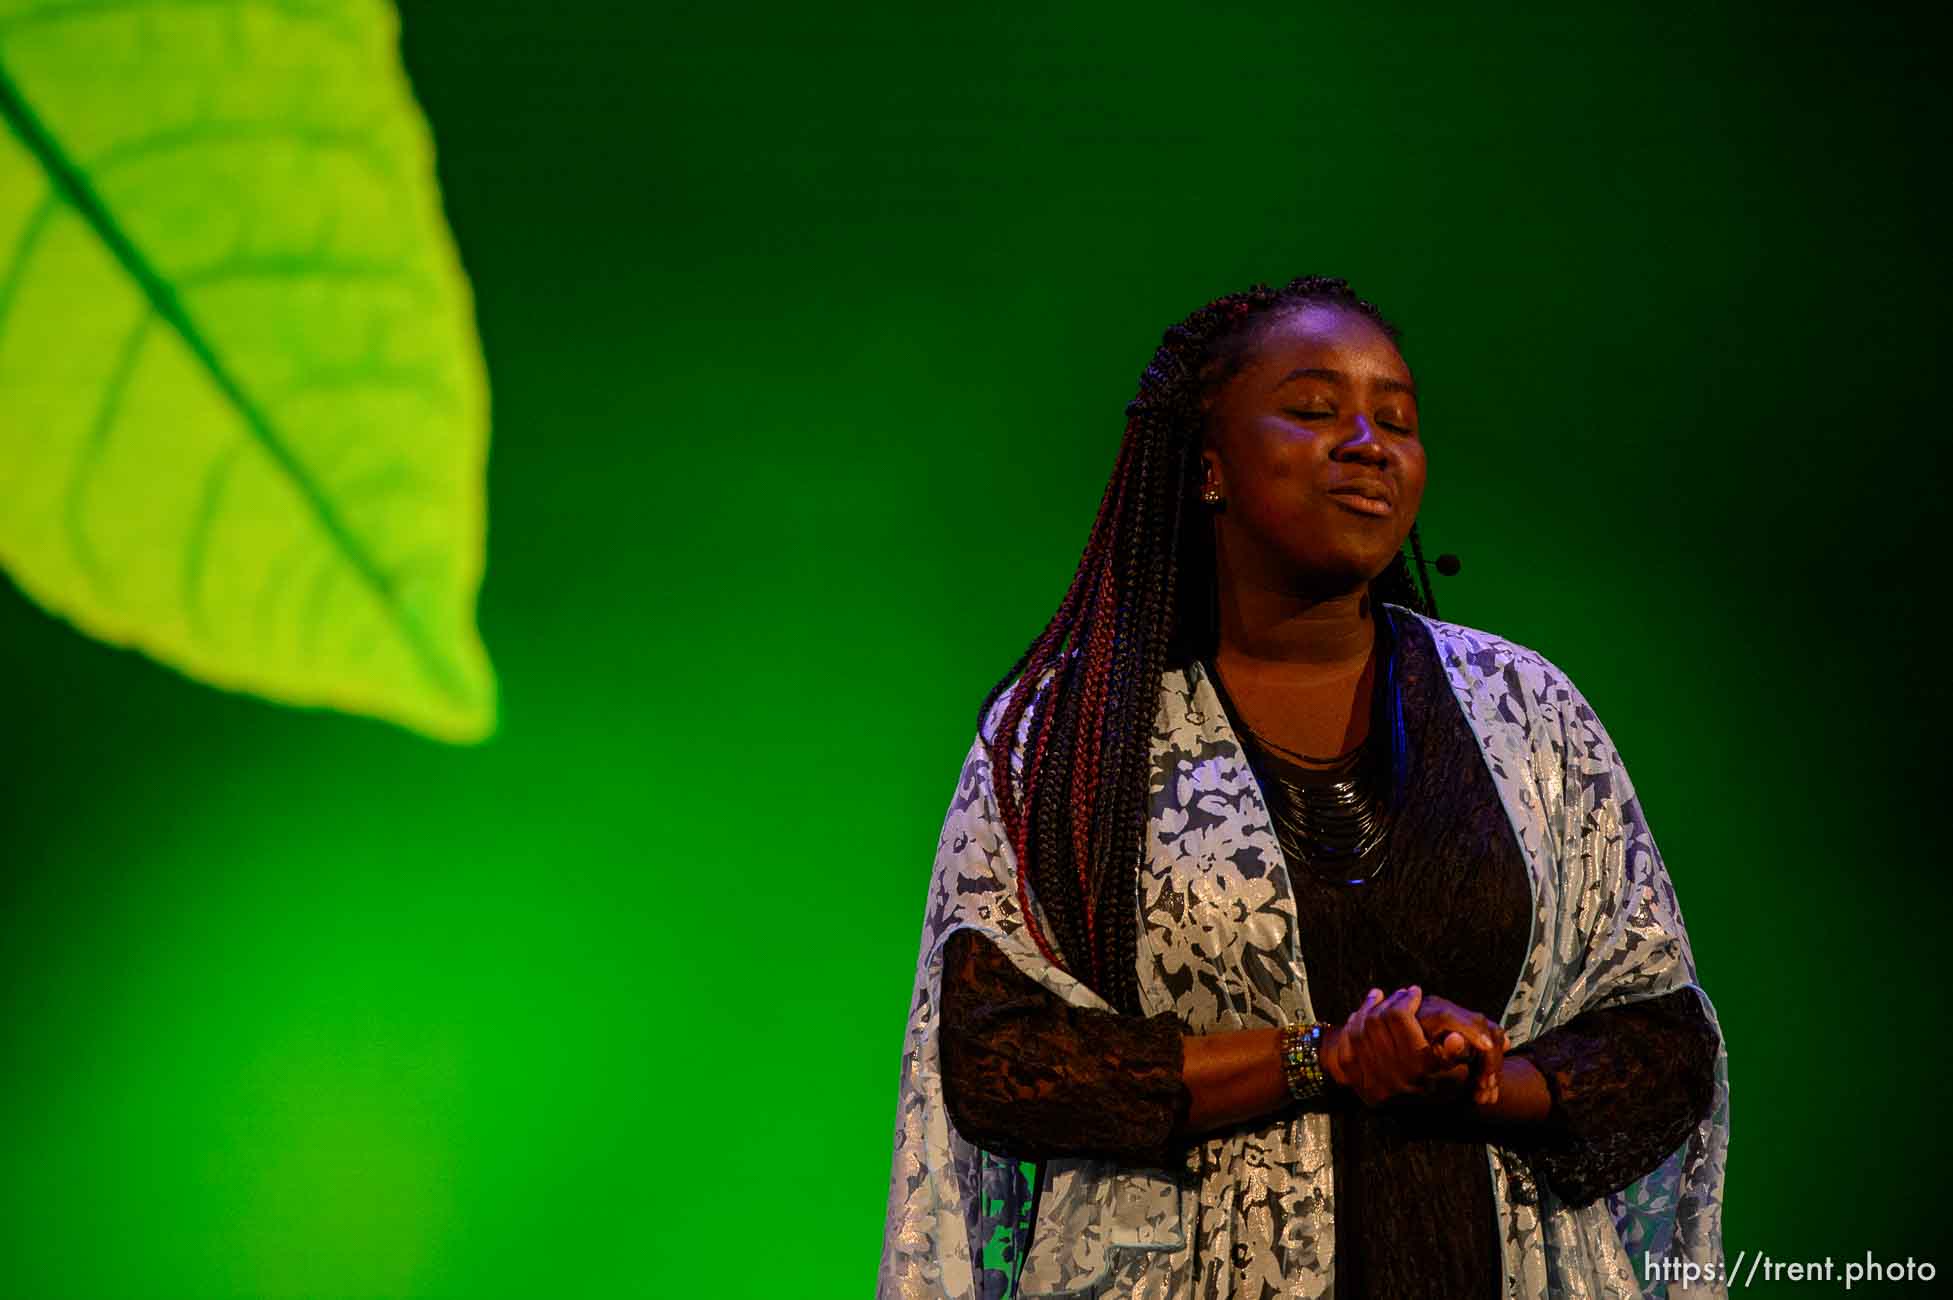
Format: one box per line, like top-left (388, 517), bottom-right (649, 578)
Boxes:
top-left (3, 2), bottom-right (1945, 1296)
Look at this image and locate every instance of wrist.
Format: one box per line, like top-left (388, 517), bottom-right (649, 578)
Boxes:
top-left (1277, 1021), bottom-right (1334, 1103)
top-left (1317, 1021), bottom-right (1352, 1088)
top-left (1473, 1055), bottom-right (1553, 1125)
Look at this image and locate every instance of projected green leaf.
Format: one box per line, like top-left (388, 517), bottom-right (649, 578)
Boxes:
top-left (0, 0), bottom-right (495, 743)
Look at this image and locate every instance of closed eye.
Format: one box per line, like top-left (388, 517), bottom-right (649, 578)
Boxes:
top-left (1288, 407), bottom-right (1415, 437)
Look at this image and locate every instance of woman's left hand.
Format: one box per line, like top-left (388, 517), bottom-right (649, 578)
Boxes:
top-left (1411, 992), bottom-right (1507, 1106)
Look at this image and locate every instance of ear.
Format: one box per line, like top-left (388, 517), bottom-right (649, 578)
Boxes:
top-left (1195, 398), bottom-right (1231, 498)
top-left (1198, 446), bottom-right (1224, 497)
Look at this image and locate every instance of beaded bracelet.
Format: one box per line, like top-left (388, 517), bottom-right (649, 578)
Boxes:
top-left (1279, 1021), bottom-right (1330, 1103)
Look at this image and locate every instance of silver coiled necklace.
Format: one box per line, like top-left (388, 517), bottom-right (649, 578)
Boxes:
top-left (1209, 608), bottom-right (1408, 887)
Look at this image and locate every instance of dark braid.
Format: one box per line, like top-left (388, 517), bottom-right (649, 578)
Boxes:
top-left (979, 275), bottom-right (1438, 1013)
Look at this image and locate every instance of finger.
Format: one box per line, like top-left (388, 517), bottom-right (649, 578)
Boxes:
top-left (1361, 991), bottom-right (1419, 1099)
top-left (1350, 988), bottom-right (1382, 1036)
top-left (1442, 1009), bottom-right (1496, 1057)
top-left (1411, 1010), bottom-right (1485, 1091)
top-left (1479, 1023), bottom-right (1506, 1093)
top-left (1457, 1014), bottom-right (1501, 1089)
top-left (1475, 1036), bottom-right (1503, 1105)
top-left (1420, 1012), bottom-right (1490, 1059)
top-left (1349, 989), bottom-right (1382, 1038)
top-left (1338, 991), bottom-right (1385, 1098)
top-left (1381, 988), bottom-right (1435, 1094)
top-left (1383, 986), bottom-right (1424, 1032)
top-left (1419, 1038), bottom-right (1468, 1086)
top-left (1349, 989), bottom-right (1385, 1044)
top-left (1427, 1027), bottom-right (1478, 1071)
top-left (1383, 987), bottom-right (1430, 1056)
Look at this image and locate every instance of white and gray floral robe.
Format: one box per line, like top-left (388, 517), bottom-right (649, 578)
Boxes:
top-left (878, 606), bottom-right (1731, 1299)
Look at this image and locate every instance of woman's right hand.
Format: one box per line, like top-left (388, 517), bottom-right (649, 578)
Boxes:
top-left (1319, 986), bottom-right (1473, 1106)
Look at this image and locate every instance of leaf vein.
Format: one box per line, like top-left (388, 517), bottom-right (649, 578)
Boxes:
top-left (253, 531), bottom-right (312, 658)
top-left (0, 187), bottom-right (57, 358)
top-left (87, 117), bottom-right (400, 187)
top-left (64, 308), bottom-right (152, 603)
top-left (183, 438), bottom-right (243, 645)
top-left (177, 253), bottom-right (434, 301)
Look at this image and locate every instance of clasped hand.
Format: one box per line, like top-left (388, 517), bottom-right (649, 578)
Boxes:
top-left (1318, 986), bottom-right (1507, 1107)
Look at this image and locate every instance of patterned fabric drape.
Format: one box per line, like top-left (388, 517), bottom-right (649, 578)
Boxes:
top-left (878, 606), bottom-right (1731, 1300)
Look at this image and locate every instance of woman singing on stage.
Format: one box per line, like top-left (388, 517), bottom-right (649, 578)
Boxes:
top-left (878, 276), bottom-right (1729, 1299)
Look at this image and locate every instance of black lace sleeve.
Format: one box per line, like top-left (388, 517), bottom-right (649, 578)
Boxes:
top-left (1507, 987), bottom-right (1720, 1208)
top-left (937, 928), bottom-right (1192, 1168)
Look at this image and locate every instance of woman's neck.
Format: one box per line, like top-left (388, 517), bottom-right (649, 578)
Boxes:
top-left (1215, 584), bottom-right (1376, 683)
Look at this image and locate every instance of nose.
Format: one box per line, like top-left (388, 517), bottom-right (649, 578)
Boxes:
top-left (1334, 415), bottom-right (1389, 465)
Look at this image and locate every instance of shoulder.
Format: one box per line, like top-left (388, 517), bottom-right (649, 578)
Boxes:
top-left (1390, 603), bottom-right (1561, 679)
top-left (1388, 603), bottom-right (1607, 753)
top-left (1390, 604), bottom-right (1647, 787)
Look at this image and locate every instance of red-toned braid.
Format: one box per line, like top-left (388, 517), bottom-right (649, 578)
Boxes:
top-left (978, 275), bottom-right (1438, 1013)
top-left (1068, 449), bottom-right (1128, 955)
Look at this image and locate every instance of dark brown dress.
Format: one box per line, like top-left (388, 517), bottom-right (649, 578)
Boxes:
top-left (938, 612), bottom-right (1719, 1298)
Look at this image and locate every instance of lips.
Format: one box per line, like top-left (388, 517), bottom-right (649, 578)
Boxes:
top-left (1328, 492), bottom-right (1392, 517)
top-left (1327, 480), bottom-right (1393, 505)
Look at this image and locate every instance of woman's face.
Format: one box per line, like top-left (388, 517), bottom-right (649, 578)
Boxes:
top-left (1200, 304), bottom-right (1427, 599)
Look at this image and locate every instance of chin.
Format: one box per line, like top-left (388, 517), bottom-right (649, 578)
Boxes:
top-left (1328, 544), bottom-right (1403, 584)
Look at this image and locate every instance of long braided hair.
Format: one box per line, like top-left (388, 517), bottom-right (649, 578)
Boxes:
top-left (977, 275), bottom-right (1438, 1015)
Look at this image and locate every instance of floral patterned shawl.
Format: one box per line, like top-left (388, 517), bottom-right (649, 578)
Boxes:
top-left (878, 606), bottom-right (1731, 1299)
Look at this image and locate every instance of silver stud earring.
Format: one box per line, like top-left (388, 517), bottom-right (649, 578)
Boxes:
top-left (1200, 484), bottom-right (1223, 506)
